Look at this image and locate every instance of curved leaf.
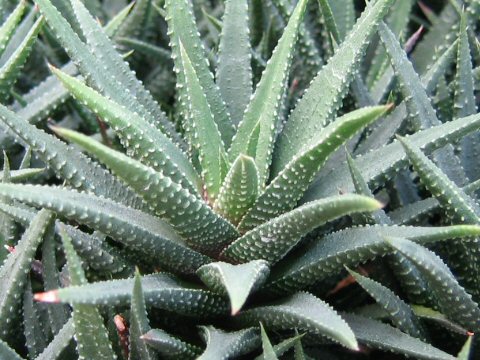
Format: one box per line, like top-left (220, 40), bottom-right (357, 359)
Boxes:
top-left (224, 194), bottom-right (381, 264)
top-left (198, 326), bottom-right (260, 360)
top-left (142, 329), bottom-right (200, 359)
top-left (0, 183), bottom-right (210, 274)
top-left (53, 128), bottom-right (238, 254)
top-left (236, 292), bottom-right (358, 350)
top-left (197, 260), bottom-right (270, 315)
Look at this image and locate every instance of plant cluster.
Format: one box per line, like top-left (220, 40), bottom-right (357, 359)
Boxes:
top-left (1, 0), bottom-right (480, 359)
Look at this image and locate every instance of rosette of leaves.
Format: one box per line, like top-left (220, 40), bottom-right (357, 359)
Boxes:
top-left (1, 0), bottom-right (480, 359)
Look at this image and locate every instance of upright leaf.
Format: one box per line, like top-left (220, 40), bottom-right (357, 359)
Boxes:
top-left (229, 0), bottom-right (309, 187)
top-left (197, 260), bottom-right (270, 315)
top-left (57, 227), bottom-right (117, 360)
top-left (198, 326), bottom-right (260, 360)
top-left (165, 0), bottom-right (234, 146)
top-left (213, 154), bottom-right (259, 225)
top-left (179, 42), bottom-right (228, 201)
top-left (217, 0), bottom-right (252, 127)
top-left (273, 0), bottom-right (394, 172)
top-left (0, 0), bottom-right (26, 59)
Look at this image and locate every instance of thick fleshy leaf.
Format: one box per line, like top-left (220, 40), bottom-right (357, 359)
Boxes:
top-left (0, 1), bottom-right (26, 57)
top-left (0, 338), bottom-right (23, 360)
top-left (50, 68), bottom-right (201, 196)
top-left (259, 324), bottom-right (278, 360)
top-left (343, 314), bottom-right (456, 360)
top-left (35, 318), bottom-right (74, 360)
top-left (198, 326), bottom-right (260, 360)
top-left (273, 0), bottom-right (394, 172)
top-left (457, 336), bottom-right (473, 360)
top-left (228, 0), bottom-right (309, 187)
top-left (58, 226), bottom-right (117, 360)
top-left (165, 0), bottom-right (234, 147)
top-left (129, 270), bottom-right (156, 360)
top-left (304, 112), bottom-right (480, 201)
top-left (213, 154), bottom-right (259, 225)
top-left (0, 16), bottom-right (43, 102)
top-left (217, 0), bottom-right (252, 127)
top-left (239, 106), bottom-right (389, 231)
top-left (141, 329), bottom-right (201, 359)
top-left (236, 292), bottom-right (358, 350)
top-left (36, 273), bottom-right (229, 317)
top-left (412, 306), bottom-right (470, 335)
top-left (266, 225), bottom-right (480, 294)
top-left (0, 104), bottom-right (144, 210)
top-left (347, 268), bottom-right (424, 339)
top-left (178, 41), bottom-right (228, 201)
top-left (197, 260), bottom-right (270, 315)
top-left (0, 183), bottom-right (210, 274)
top-left (0, 210), bottom-right (54, 341)
top-left (385, 237), bottom-right (480, 333)
top-left (52, 128), bottom-right (238, 254)
top-left (224, 194), bottom-right (381, 264)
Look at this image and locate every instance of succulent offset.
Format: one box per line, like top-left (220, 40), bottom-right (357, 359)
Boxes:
top-left (0, 0), bottom-right (480, 359)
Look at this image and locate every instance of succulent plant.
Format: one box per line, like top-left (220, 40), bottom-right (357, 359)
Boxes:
top-left (1, 0), bottom-right (480, 359)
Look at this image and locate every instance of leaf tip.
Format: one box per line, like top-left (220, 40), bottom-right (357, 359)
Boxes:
top-left (34, 290), bottom-right (59, 303)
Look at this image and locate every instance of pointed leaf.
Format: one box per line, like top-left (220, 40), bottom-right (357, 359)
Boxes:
top-left (266, 224), bottom-right (480, 294)
top-left (260, 324), bottom-right (278, 360)
top-left (457, 336), bottom-right (473, 360)
top-left (50, 68), bottom-right (201, 196)
top-left (274, 0), bottom-right (394, 172)
top-left (236, 292), bottom-right (358, 350)
top-left (165, 0), bottom-right (234, 146)
top-left (217, 0), bottom-right (252, 127)
top-left (343, 314), bottom-right (456, 360)
top-left (53, 128), bottom-right (238, 254)
top-left (0, 104), bottom-right (144, 210)
top-left (197, 260), bottom-right (270, 315)
top-left (198, 326), bottom-right (260, 360)
top-left (142, 328), bottom-right (200, 359)
top-left (213, 154), bottom-right (259, 225)
top-left (58, 226), bottom-right (117, 360)
top-left (178, 42), bottom-right (228, 201)
top-left (0, 1), bottom-right (26, 59)
top-left (304, 112), bottom-right (480, 201)
top-left (347, 268), bottom-right (424, 339)
top-left (0, 183), bottom-right (210, 274)
top-left (229, 0), bottom-right (309, 187)
top-left (240, 106), bottom-right (389, 230)
top-left (129, 270), bottom-right (156, 360)
top-left (0, 338), bottom-right (23, 360)
top-left (224, 194), bottom-right (381, 264)
top-left (385, 237), bottom-right (480, 332)
top-left (0, 210), bottom-right (55, 340)
top-left (37, 273), bottom-right (229, 317)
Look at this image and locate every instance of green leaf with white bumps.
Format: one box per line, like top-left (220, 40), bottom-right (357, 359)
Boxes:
top-left (239, 106), bottom-right (389, 231)
top-left (50, 68), bottom-right (201, 196)
top-left (259, 324), bottom-right (278, 360)
top-left (305, 112), bottom-right (480, 201)
top-left (165, 0), bottom-right (234, 147)
top-left (52, 127), bottom-right (238, 254)
top-left (273, 0), bottom-right (394, 172)
top-left (266, 224), bottom-right (480, 294)
top-left (347, 268), bottom-right (424, 339)
top-left (141, 329), bottom-right (201, 359)
top-left (224, 194), bottom-right (381, 263)
top-left (213, 154), bottom-right (259, 225)
top-left (0, 183), bottom-right (210, 274)
top-left (217, 0), bottom-right (252, 127)
top-left (228, 0), bottom-right (309, 187)
top-left (197, 260), bottom-right (270, 315)
top-left (0, 1), bottom-right (26, 59)
top-left (35, 318), bottom-right (74, 360)
top-left (0, 104), bottom-right (144, 210)
top-left (38, 273), bottom-right (229, 317)
top-left (236, 292), bottom-right (358, 350)
top-left (129, 270), bottom-right (156, 360)
top-left (385, 236), bottom-right (480, 333)
top-left (343, 314), bottom-right (456, 360)
top-left (0, 210), bottom-right (54, 341)
top-left (198, 326), bottom-right (260, 360)
top-left (58, 226), bottom-right (117, 360)
top-left (178, 41), bottom-right (228, 201)
top-left (0, 338), bottom-right (23, 360)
